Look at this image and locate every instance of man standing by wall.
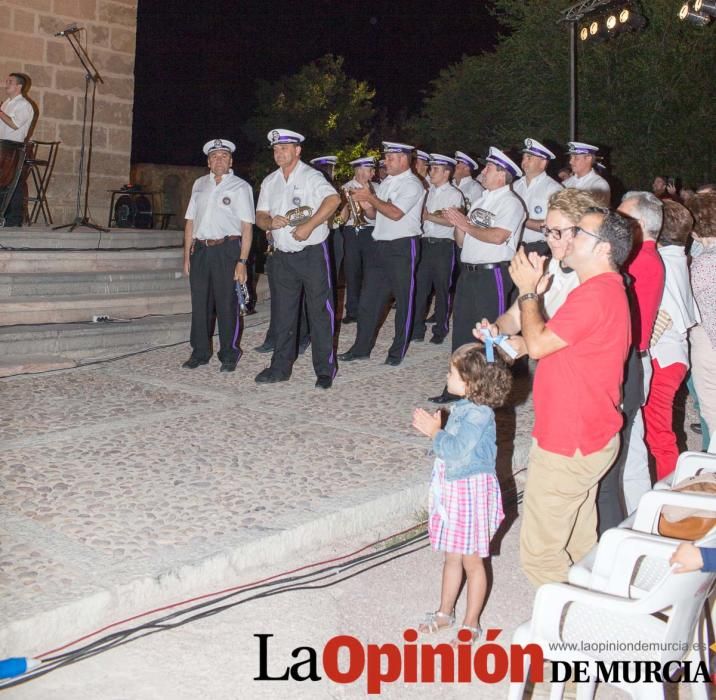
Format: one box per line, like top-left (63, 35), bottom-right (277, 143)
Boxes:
top-left (182, 139), bottom-right (254, 373)
top-left (0, 73), bottom-right (35, 226)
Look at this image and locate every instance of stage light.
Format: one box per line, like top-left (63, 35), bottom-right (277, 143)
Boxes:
top-left (589, 19), bottom-right (599, 34)
top-left (695, 0), bottom-right (716, 16)
top-left (619, 8), bottom-right (630, 22)
top-left (679, 2), bottom-right (691, 19)
top-left (580, 26), bottom-right (590, 40)
top-left (606, 14), bottom-right (618, 29)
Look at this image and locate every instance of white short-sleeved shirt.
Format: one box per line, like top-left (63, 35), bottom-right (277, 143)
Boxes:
top-left (423, 183), bottom-right (464, 240)
top-left (512, 172), bottom-right (563, 244)
top-left (185, 171), bottom-right (255, 240)
top-left (461, 185), bottom-right (526, 264)
top-left (543, 257), bottom-right (580, 319)
top-left (0, 94), bottom-right (34, 142)
top-left (455, 176), bottom-right (484, 208)
top-left (372, 169), bottom-right (425, 241)
top-left (342, 178), bottom-right (375, 226)
top-left (651, 246), bottom-right (700, 368)
top-left (257, 160), bottom-right (337, 252)
top-left (563, 169), bottom-right (610, 206)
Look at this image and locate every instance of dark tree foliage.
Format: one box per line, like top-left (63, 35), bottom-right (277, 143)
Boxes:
top-left (408, 0), bottom-right (715, 191)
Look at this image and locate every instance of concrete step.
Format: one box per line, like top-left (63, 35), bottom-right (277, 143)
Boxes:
top-left (0, 314), bottom-right (194, 360)
top-left (0, 270), bottom-right (189, 298)
top-left (0, 248), bottom-right (183, 274)
top-left (0, 289), bottom-right (192, 325)
top-left (0, 226), bottom-right (183, 249)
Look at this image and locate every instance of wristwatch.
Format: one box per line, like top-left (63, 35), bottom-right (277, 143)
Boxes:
top-left (238, 258), bottom-right (249, 265)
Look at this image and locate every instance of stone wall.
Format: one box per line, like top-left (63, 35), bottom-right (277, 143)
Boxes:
top-left (0, 0), bottom-right (138, 225)
top-left (130, 163), bottom-right (208, 230)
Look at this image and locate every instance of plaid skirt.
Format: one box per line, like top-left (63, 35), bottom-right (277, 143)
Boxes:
top-left (428, 458), bottom-right (504, 556)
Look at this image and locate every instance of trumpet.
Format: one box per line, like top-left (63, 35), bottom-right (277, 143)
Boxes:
top-left (339, 184), bottom-right (372, 230)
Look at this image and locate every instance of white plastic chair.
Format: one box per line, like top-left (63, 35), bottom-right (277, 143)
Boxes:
top-left (569, 489), bottom-right (716, 592)
top-left (509, 531), bottom-right (716, 700)
top-left (653, 450), bottom-right (716, 491)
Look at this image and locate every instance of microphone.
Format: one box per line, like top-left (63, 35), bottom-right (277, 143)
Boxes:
top-left (54, 23), bottom-right (80, 36)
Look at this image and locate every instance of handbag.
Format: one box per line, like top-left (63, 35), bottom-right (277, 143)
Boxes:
top-left (657, 472), bottom-right (716, 540)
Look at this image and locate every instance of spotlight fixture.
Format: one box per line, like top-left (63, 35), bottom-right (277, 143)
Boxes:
top-left (572, 2), bottom-right (647, 43)
top-left (606, 13), bottom-right (618, 29)
top-left (619, 8), bottom-right (630, 21)
top-left (695, 0), bottom-right (716, 16)
top-left (580, 26), bottom-right (590, 39)
top-left (589, 19), bottom-right (600, 34)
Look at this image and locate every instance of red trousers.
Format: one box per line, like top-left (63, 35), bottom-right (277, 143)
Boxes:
top-left (643, 359), bottom-right (687, 481)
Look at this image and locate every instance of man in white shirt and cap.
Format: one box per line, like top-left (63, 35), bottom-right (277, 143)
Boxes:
top-left (255, 129), bottom-right (341, 389)
top-left (563, 142), bottom-right (611, 206)
top-left (0, 73), bottom-right (35, 226)
top-left (412, 154), bottom-right (464, 345)
top-left (431, 147), bottom-right (526, 402)
top-left (414, 149), bottom-right (431, 189)
top-left (454, 151), bottom-right (484, 209)
top-left (182, 139), bottom-right (255, 372)
top-left (513, 138), bottom-right (563, 256)
top-left (339, 156), bottom-right (376, 324)
top-left (339, 142), bottom-right (425, 366)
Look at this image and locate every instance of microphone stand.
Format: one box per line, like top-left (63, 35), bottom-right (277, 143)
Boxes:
top-left (54, 29), bottom-right (108, 232)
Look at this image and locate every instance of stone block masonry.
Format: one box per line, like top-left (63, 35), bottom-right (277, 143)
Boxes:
top-left (0, 0), bottom-right (138, 225)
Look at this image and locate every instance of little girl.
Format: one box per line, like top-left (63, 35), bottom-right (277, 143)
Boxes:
top-left (412, 342), bottom-right (512, 644)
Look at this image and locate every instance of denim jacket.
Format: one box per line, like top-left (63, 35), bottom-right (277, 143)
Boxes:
top-left (433, 400), bottom-right (497, 482)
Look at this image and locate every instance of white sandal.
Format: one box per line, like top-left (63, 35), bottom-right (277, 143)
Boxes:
top-left (418, 610), bottom-right (455, 635)
top-left (451, 624), bottom-right (482, 646)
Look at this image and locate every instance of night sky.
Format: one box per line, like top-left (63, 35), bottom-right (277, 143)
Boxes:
top-left (131, 0), bottom-right (498, 168)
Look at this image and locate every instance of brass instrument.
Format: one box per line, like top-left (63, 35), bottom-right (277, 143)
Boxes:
top-left (285, 205), bottom-right (313, 227)
top-left (468, 207), bottom-right (493, 228)
top-left (346, 189), bottom-right (370, 230)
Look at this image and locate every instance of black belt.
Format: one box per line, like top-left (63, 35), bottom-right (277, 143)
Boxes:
top-left (461, 261), bottom-right (509, 271)
top-left (423, 237), bottom-right (453, 245)
top-left (194, 235), bottom-right (241, 247)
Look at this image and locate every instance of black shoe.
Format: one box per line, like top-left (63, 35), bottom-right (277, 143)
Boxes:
top-left (315, 375), bottom-right (333, 389)
top-left (220, 361), bottom-right (237, 373)
top-left (429, 335), bottom-right (445, 345)
top-left (426, 313), bottom-right (437, 323)
top-left (428, 390), bottom-right (460, 404)
top-left (342, 315), bottom-right (357, 324)
top-left (254, 341), bottom-right (274, 354)
top-left (411, 335), bottom-right (425, 343)
top-left (298, 338), bottom-right (311, 355)
top-left (182, 356), bottom-right (209, 369)
top-left (255, 368), bottom-right (290, 384)
top-left (384, 356), bottom-right (402, 367)
top-left (337, 350), bottom-right (370, 362)
top-left (691, 422), bottom-right (703, 435)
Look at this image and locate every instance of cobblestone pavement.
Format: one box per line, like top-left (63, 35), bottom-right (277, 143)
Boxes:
top-left (0, 307), bottom-right (700, 698)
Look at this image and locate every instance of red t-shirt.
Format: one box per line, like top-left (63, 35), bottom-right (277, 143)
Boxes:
top-left (625, 240), bottom-right (665, 352)
top-left (532, 272), bottom-right (631, 456)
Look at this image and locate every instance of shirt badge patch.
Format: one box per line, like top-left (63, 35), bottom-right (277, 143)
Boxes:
top-left (222, 197), bottom-right (231, 205)
top-left (535, 205), bottom-right (543, 214)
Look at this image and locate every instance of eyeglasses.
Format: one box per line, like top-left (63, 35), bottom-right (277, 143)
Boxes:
top-left (576, 226), bottom-right (606, 241)
top-left (538, 224), bottom-right (578, 240)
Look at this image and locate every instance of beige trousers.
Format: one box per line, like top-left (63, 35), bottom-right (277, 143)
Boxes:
top-left (520, 436), bottom-right (620, 587)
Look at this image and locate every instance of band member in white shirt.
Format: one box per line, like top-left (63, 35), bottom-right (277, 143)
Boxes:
top-left (182, 139), bottom-right (254, 372)
top-left (563, 141), bottom-right (611, 206)
top-left (412, 154), bottom-right (464, 345)
top-left (513, 138), bottom-right (563, 256)
top-left (255, 129), bottom-right (341, 389)
top-left (339, 142), bottom-right (425, 366)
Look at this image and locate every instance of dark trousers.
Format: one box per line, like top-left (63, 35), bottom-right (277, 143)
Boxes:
top-left (413, 238), bottom-right (457, 341)
top-left (0, 183), bottom-right (24, 226)
top-left (269, 242), bottom-right (336, 379)
top-left (452, 262), bottom-right (512, 351)
top-left (350, 236), bottom-right (420, 361)
top-left (263, 252), bottom-right (309, 347)
top-left (189, 238), bottom-right (242, 363)
top-left (330, 228), bottom-right (344, 283)
top-left (342, 225), bottom-right (373, 318)
top-left (597, 346), bottom-right (644, 533)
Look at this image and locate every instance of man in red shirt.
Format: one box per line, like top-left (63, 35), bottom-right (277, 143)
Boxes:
top-left (510, 208), bottom-right (633, 586)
